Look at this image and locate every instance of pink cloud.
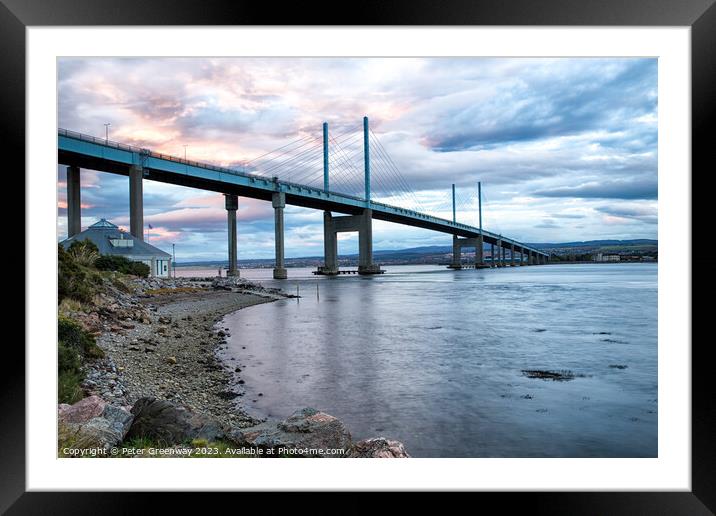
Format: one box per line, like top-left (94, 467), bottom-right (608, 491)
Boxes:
top-left (145, 226), bottom-right (181, 244)
top-left (146, 197), bottom-right (273, 229)
top-left (58, 201), bottom-right (94, 210)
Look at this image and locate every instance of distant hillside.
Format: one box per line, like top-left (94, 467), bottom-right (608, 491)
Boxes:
top-left (374, 245), bottom-right (451, 255)
top-left (177, 239), bottom-right (656, 266)
top-left (530, 239), bottom-right (657, 249)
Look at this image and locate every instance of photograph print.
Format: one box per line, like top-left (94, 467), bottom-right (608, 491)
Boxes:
top-left (56, 56), bottom-right (658, 459)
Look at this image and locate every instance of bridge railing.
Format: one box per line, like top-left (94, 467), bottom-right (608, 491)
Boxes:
top-left (59, 128), bottom-right (544, 255)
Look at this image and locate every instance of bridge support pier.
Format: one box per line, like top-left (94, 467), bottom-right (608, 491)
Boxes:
top-left (272, 193), bottom-right (287, 279)
top-left (529, 251), bottom-right (535, 265)
top-left (129, 165), bottom-right (144, 240)
top-left (476, 234), bottom-right (484, 267)
top-left (225, 194), bottom-right (239, 277)
top-left (66, 165), bottom-right (81, 238)
top-left (358, 209), bottom-right (381, 274)
top-left (511, 244), bottom-right (515, 266)
top-left (496, 240), bottom-right (503, 267)
top-left (490, 243), bottom-right (496, 267)
top-left (501, 245), bottom-right (506, 267)
top-left (319, 209), bottom-right (382, 275)
top-left (449, 235), bottom-right (488, 270)
top-left (320, 212), bottom-right (339, 275)
top-left (519, 249), bottom-right (525, 266)
top-left (450, 235), bottom-right (462, 269)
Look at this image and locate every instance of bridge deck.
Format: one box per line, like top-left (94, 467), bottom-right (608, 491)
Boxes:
top-left (58, 129), bottom-right (547, 257)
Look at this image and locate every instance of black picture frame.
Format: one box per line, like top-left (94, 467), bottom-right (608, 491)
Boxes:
top-left (5, 0), bottom-right (712, 511)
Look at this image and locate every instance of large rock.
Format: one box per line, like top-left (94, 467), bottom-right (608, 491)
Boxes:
top-left (59, 419), bottom-right (120, 452)
top-left (228, 407), bottom-right (352, 457)
top-left (126, 397), bottom-right (227, 445)
top-left (346, 438), bottom-right (410, 458)
top-left (58, 395), bottom-right (106, 424)
top-left (58, 402), bottom-right (134, 453)
top-left (102, 404), bottom-right (134, 439)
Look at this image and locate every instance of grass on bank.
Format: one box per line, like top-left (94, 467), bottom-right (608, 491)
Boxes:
top-left (58, 240), bottom-right (148, 404)
top-left (58, 316), bottom-right (104, 404)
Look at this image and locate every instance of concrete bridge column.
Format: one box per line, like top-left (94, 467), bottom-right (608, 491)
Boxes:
top-left (358, 209), bottom-right (381, 274)
top-left (451, 235), bottom-right (462, 269)
top-left (129, 165), bottom-right (144, 240)
top-left (510, 244), bottom-right (515, 266)
top-left (66, 165), bottom-right (81, 238)
top-left (502, 245), bottom-right (506, 267)
top-left (490, 243), bottom-right (496, 267)
top-left (496, 240), bottom-right (503, 267)
top-left (476, 234), bottom-right (484, 267)
top-left (519, 249), bottom-right (525, 266)
top-left (530, 251), bottom-right (535, 265)
top-left (321, 211), bottom-right (338, 274)
top-left (272, 192), bottom-right (287, 279)
top-left (225, 194), bottom-right (239, 277)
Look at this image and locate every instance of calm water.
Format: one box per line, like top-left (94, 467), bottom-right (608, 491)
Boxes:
top-left (213, 263), bottom-right (657, 458)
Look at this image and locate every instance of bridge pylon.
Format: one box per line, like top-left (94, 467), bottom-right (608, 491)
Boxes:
top-left (66, 165), bottom-right (81, 238)
top-left (225, 194), bottom-right (239, 276)
top-left (129, 165), bottom-right (144, 241)
top-left (272, 192), bottom-right (287, 279)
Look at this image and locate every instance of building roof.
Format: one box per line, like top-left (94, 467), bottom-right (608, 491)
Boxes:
top-left (60, 218), bottom-right (171, 259)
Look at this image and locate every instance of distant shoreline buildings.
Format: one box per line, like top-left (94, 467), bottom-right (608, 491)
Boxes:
top-left (593, 253), bottom-right (621, 262)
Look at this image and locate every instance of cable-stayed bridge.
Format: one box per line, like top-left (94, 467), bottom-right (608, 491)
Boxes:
top-left (58, 117), bottom-right (549, 278)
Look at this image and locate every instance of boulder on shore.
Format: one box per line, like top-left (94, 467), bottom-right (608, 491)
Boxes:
top-left (346, 438), bottom-right (410, 458)
top-left (228, 407), bottom-right (352, 457)
top-left (126, 397), bottom-right (228, 445)
top-left (58, 399), bottom-right (134, 452)
top-left (58, 395), bottom-right (106, 424)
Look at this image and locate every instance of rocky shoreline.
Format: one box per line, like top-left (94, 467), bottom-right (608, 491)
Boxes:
top-left (76, 275), bottom-right (287, 428)
top-left (60, 274), bottom-right (409, 457)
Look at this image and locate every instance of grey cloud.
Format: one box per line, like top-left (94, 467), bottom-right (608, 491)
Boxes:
top-left (421, 59), bottom-right (656, 152)
top-left (533, 179), bottom-right (657, 200)
top-left (595, 204), bottom-right (658, 224)
top-left (534, 219), bottom-right (560, 229)
top-left (552, 213), bottom-right (586, 219)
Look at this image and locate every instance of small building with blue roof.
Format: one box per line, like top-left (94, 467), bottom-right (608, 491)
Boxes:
top-left (60, 218), bottom-right (172, 277)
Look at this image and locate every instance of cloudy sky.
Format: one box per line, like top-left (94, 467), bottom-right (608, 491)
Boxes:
top-left (57, 57), bottom-right (657, 261)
